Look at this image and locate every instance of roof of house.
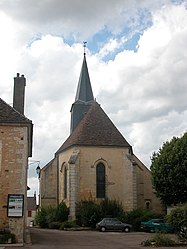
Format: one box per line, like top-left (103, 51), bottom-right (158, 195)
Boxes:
top-left (56, 101), bottom-right (131, 153)
top-left (0, 98), bottom-right (32, 124)
top-left (27, 196), bottom-right (37, 210)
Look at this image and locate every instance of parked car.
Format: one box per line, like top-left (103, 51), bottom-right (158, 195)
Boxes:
top-left (96, 218), bottom-right (132, 232)
top-left (140, 219), bottom-right (174, 233)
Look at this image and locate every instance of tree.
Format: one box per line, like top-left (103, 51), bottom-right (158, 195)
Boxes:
top-left (150, 132), bottom-right (187, 205)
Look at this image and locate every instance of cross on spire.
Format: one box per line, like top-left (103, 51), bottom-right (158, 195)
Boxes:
top-left (83, 41), bottom-right (87, 55)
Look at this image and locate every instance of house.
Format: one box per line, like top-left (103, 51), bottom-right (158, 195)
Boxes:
top-left (27, 194), bottom-right (37, 227)
top-left (0, 74), bottom-right (33, 243)
top-left (40, 53), bottom-right (163, 218)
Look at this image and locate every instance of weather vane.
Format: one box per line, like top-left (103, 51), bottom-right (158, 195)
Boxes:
top-left (83, 41), bottom-right (87, 55)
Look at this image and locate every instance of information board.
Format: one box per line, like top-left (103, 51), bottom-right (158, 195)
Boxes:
top-left (7, 194), bottom-right (24, 217)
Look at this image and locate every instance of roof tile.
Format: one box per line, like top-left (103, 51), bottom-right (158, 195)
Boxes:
top-left (56, 102), bottom-right (131, 153)
top-left (0, 98), bottom-right (32, 124)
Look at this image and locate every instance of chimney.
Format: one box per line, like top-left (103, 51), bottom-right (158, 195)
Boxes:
top-left (13, 73), bottom-right (26, 115)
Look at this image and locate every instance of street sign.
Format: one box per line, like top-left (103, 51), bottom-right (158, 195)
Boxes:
top-left (7, 194), bottom-right (24, 217)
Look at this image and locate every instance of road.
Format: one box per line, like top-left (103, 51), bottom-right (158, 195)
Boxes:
top-left (5, 227), bottom-right (184, 249)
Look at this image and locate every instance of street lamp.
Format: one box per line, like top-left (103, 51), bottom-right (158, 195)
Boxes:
top-left (36, 164), bottom-right (41, 206)
top-left (36, 164), bottom-right (41, 179)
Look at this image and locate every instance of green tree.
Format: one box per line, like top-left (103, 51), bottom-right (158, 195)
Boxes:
top-left (151, 132), bottom-right (187, 205)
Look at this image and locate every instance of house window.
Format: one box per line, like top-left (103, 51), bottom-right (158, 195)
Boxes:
top-left (64, 167), bottom-right (67, 199)
top-left (96, 163), bottom-right (105, 198)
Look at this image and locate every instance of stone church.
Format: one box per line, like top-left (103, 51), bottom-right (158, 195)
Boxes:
top-left (40, 53), bottom-right (163, 218)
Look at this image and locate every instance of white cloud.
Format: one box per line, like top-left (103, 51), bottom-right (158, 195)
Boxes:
top-left (0, 1), bottom-right (187, 196)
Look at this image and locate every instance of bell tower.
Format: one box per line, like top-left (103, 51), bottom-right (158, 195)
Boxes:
top-left (70, 44), bottom-right (94, 133)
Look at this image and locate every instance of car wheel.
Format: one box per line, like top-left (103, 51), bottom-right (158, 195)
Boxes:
top-left (123, 227), bottom-right (130, 232)
top-left (100, 227), bottom-right (106, 232)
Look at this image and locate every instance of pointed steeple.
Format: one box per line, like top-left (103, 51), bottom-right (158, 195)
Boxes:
top-left (75, 54), bottom-right (94, 102)
top-left (70, 50), bottom-right (94, 133)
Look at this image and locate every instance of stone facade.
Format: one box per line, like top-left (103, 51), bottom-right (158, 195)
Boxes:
top-left (57, 146), bottom-right (163, 216)
top-left (0, 125), bottom-right (30, 242)
top-left (40, 158), bottom-right (58, 207)
top-left (0, 74), bottom-right (33, 243)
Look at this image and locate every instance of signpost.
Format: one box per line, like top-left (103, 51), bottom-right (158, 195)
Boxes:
top-left (7, 194), bottom-right (24, 217)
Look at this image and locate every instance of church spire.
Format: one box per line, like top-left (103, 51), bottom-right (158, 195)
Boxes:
top-left (75, 44), bottom-right (94, 102)
top-left (70, 43), bottom-right (94, 133)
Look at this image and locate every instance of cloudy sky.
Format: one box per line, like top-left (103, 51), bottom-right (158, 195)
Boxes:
top-left (0, 0), bottom-right (187, 197)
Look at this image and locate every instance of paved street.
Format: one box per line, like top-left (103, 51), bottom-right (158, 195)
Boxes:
top-left (5, 227), bottom-right (184, 249)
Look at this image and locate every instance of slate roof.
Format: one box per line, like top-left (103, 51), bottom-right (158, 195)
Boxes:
top-left (0, 98), bottom-right (32, 124)
top-left (56, 101), bottom-right (131, 153)
top-left (75, 54), bottom-right (94, 102)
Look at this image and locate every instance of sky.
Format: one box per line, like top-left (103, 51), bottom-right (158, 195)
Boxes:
top-left (0, 0), bottom-right (187, 197)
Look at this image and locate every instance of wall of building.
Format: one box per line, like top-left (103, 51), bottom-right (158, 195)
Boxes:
top-left (0, 125), bottom-right (28, 243)
top-left (134, 156), bottom-right (164, 214)
top-left (58, 146), bottom-right (163, 214)
top-left (40, 157), bottom-right (58, 207)
top-left (58, 146), bottom-right (137, 211)
top-left (41, 146), bottom-right (163, 216)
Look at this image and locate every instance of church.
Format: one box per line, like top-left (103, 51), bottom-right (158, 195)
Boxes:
top-left (40, 52), bottom-right (163, 219)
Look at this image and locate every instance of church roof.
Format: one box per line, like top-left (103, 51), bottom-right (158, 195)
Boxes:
top-left (0, 97), bottom-right (32, 124)
top-left (75, 54), bottom-right (94, 102)
top-left (56, 101), bottom-right (131, 153)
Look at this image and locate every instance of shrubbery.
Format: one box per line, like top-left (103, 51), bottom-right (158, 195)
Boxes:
top-left (35, 199), bottom-right (160, 231)
top-left (120, 208), bottom-right (159, 231)
top-left (75, 199), bottom-right (158, 230)
top-left (167, 203), bottom-right (187, 241)
top-left (142, 233), bottom-right (175, 247)
top-left (35, 201), bottom-right (69, 228)
top-left (167, 203), bottom-right (187, 231)
top-left (76, 200), bottom-right (101, 228)
top-left (0, 230), bottom-right (16, 244)
top-left (60, 220), bottom-right (79, 230)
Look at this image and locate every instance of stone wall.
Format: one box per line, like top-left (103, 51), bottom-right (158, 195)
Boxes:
top-left (59, 146), bottom-right (136, 212)
top-left (0, 125), bottom-right (28, 243)
top-left (40, 157), bottom-right (58, 207)
top-left (42, 145), bottom-right (164, 217)
top-left (133, 155), bottom-right (164, 214)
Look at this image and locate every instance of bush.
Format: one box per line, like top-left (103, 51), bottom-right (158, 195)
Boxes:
top-left (0, 230), bottom-right (16, 244)
top-left (100, 199), bottom-right (124, 218)
top-left (76, 199), bottom-right (124, 228)
top-left (45, 206), bottom-right (58, 225)
top-left (60, 220), bottom-right (79, 230)
top-left (35, 202), bottom-right (69, 228)
top-left (56, 202), bottom-right (69, 222)
top-left (76, 200), bottom-right (101, 228)
top-left (142, 233), bottom-right (175, 247)
top-left (48, 221), bottom-right (62, 229)
top-left (167, 203), bottom-right (187, 232)
top-left (121, 209), bottom-right (158, 231)
top-left (35, 207), bottom-right (48, 228)
top-left (76, 199), bottom-right (160, 230)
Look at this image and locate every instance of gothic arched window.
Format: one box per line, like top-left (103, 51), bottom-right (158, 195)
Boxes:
top-left (64, 167), bottom-right (67, 199)
top-left (96, 163), bottom-right (106, 198)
